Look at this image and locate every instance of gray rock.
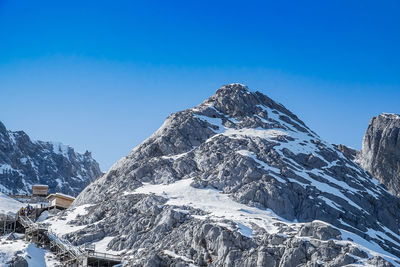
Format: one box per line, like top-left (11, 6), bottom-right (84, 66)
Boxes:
top-left (368, 256), bottom-right (395, 267)
top-left (334, 144), bottom-right (358, 161)
top-left (0, 121), bottom-right (102, 196)
top-left (357, 113), bottom-right (400, 196)
top-left (7, 255), bottom-right (28, 267)
top-left (299, 221), bottom-right (342, 241)
top-left (60, 84), bottom-right (398, 266)
top-left (6, 233), bottom-right (18, 240)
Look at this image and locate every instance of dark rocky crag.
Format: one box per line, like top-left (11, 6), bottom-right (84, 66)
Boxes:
top-left (52, 84), bottom-right (400, 266)
top-left (0, 121), bottom-right (102, 196)
top-left (357, 113), bottom-right (400, 197)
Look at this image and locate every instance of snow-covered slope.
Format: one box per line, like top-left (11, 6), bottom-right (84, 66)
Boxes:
top-left (0, 121), bottom-right (102, 196)
top-left (0, 234), bottom-right (61, 267)
top-left (0, 192), bottom-right (24, 215)
top-left (49, 84), bottom-right (400, 266)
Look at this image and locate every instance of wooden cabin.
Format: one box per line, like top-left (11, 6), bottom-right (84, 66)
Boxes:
top-left (46, 193), bottom-right (75, 209)
top-left (32, 185), bottom-right (49, 197)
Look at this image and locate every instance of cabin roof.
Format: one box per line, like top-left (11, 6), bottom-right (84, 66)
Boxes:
top-left (46, 193), bottom-right (75, 201)
top-left (32, 184), bottom-right (49, 188)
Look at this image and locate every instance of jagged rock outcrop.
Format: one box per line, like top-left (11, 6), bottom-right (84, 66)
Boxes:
top-left (334, 144), bottom-right (358, 161)
top-left (47, 84), bottom-right (400, 266)
top-left (7, 255), bottom-right (28, 267)
top-left (357, 113), bottom-right (400, 197)
top-left (0, 121), bottom-right (102, 196)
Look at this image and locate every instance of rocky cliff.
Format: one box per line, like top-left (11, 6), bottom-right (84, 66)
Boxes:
top-left (47, 84), bottom-right (400, 266)
top-left (357, 113), bottom-right (400, 197)
top-left (0, 121), bottom-right (102, 196)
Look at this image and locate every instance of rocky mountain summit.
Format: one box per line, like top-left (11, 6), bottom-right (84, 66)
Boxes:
top-left (357, 113), bottom-right (400, 197)
top-left (49, 84), bottom-right (400, 266)
top-left (0, 121), bottom-right (102, 196)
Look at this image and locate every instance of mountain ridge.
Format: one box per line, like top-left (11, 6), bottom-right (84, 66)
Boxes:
top-left (53, 84), bottom-right (400, 266)
top-left (0, 121), bottom-right (102, 196)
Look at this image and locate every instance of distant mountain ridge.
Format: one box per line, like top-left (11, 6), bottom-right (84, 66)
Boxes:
top-left (45, 84), bottom-right (400, 266)
top-left (0, 121), bottom-right (102, 196)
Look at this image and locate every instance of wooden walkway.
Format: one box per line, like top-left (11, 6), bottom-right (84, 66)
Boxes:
top-left (16, 213), bottom-right (122, 267)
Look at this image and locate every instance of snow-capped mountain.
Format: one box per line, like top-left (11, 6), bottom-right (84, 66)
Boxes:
top-left (51, 84), bottom-right (400, 266)
top-left (357, 113), bottom-right (400, 197)
top-left (0, 121), bottom-right (102, 196)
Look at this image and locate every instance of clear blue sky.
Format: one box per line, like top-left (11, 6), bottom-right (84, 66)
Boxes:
top-left (0, 0), bottom-right (399, 170)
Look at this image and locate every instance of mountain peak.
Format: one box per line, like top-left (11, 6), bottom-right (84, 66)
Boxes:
top-left (0, 121), bottom-right (7, 133)
top-left (205, 83), bottom-right (254, 109)
top-left (378, 113), bottom-right (400, 120)
top-left (65, 84), bottom-right (400, 265)
top-left (215, 83), bottom-right (249, 95)
top-left (197, 84), bottom-right (311, 136)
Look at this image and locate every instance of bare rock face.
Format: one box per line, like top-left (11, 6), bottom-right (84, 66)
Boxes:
top-left (50, 84), bottom-right (400, 266)
top-left (7, 255), bottom-right (28, 267)
top-left (357, 113), bottom-right (400, 196)
top-left (334, 144), bottom-right (358, 161)
top-left (0, 121), bottom-right (102, 196)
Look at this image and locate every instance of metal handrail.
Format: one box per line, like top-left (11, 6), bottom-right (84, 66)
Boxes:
top-left (81, 244), bottom-right (95, 253)
top-left (47, 229), bottom-right (83, 258)
top-left (19, 215), bottom-right (81, 259)
top-left (80, 243), bottom-right (121, 261)
top-left (85, 251), bottom-right (122, 261)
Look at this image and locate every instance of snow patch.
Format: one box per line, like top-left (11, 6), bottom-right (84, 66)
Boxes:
top-left (91, 236), bottom-right (116, 253)
top-left (51, 142), bottom-right (70, 158)
top-left (0, 236), bottom-right (61, 267)
top-left (0, 164), bottom-right (16, 174)
top-left (46, 204), bottom-right (93, 236)
top-left (224, 128), bottom-right (287, 140)
top-left (194, 114), bottom-right (225, 134)
top-left (0, 192), bottom-right (24, 215)
top-left (129, 178), bottom-right (296, 237)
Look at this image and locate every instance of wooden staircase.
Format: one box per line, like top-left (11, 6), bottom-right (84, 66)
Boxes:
top-left (17, 212), bottom-right (122, 267)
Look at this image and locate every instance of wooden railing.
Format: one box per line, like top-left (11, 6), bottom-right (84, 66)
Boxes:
top-left (0, 214), bottom-right (17, 221)
top-left (18, 211), bottom-right (122, 264)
